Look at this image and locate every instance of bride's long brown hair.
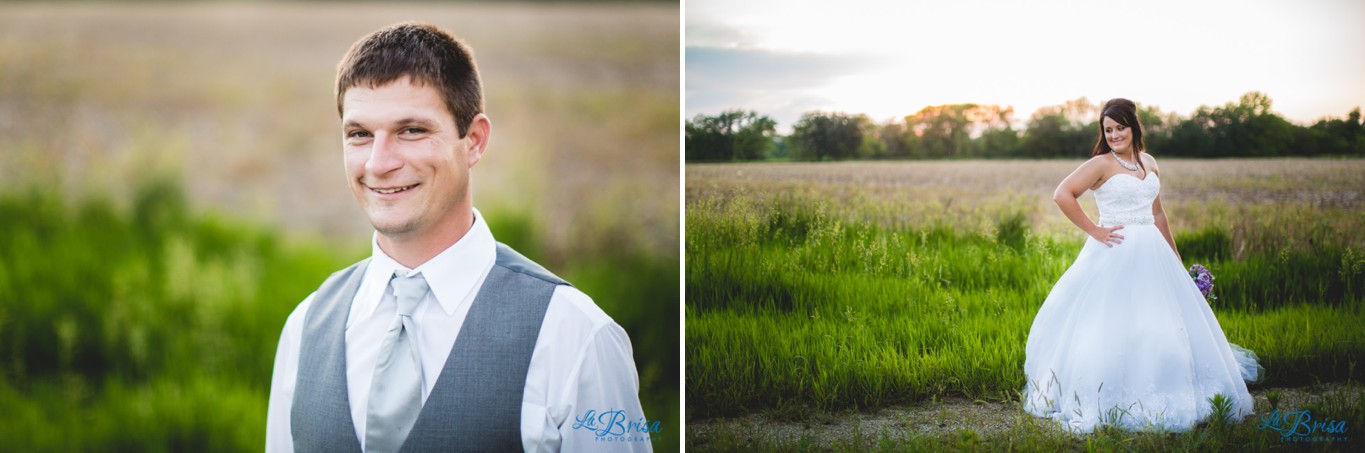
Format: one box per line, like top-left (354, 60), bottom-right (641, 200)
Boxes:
top-left (1090, 98), bottom-right (1146, 173)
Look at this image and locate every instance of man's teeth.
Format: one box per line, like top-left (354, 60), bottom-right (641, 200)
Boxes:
top-left (374, 184), bottom-right (416, 194)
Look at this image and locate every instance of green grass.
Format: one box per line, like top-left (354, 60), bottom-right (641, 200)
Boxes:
top-left (0, 176), bottom-right (678, 451)
top-left (686, 191), bottom-right (1365, 419)
top-left (0, 177), bottom-right (344, 450)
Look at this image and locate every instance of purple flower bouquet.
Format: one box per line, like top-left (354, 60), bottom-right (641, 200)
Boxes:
top-left (1189, 263), bottom-right (1217, 302)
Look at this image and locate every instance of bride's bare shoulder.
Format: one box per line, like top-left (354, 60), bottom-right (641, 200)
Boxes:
top-left (1078, 154), bottom-right (1112, 172)
top-left (1060, 155), bottom-right (1112, 191)
top-left (1141, 153), bottom-right (1161, 174)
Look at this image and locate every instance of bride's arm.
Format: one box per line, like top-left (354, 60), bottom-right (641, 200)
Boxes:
top-left (1054, 157), bottom-right (1124, 247)
top-left (1148, 157), bottom-right (1181, 262)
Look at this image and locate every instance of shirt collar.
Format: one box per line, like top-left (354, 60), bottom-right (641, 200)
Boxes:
top-left (351, 208), bottom-right (497, 323)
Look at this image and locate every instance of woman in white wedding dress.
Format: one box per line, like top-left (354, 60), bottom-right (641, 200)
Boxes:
top-left (1022, 98), bottom-right (1263, 433)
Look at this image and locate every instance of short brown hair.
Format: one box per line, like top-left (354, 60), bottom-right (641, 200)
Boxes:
top-left (336, 22), bottom-right (484, 137)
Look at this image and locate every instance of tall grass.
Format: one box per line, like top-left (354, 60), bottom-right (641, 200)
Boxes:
top-left (686, 188), bottom-right (1365, 419)
top-left (0, 177), bottom-right (345, 450)
top-left (0, 176), bottom-right (678, 451)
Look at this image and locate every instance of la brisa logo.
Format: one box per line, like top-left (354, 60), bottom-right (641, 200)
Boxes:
top-left (572, 408), bottom-right (663, 443)
top-left (1258, 409), bottom-right (1349, 443)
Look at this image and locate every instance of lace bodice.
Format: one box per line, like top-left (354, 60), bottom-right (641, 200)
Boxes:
top-left (1094, 172), bottom-right (1159, 226)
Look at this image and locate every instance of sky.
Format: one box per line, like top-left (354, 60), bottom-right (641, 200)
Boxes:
top-left (686, 0), bottom-right (1365, 132)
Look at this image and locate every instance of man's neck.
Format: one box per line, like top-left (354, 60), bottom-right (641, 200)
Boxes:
top-left (377, 210), bottom-right (476, 269)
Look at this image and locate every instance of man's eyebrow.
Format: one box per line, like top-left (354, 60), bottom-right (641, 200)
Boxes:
top-left (341, 117), bottom-right (439, 130)
top-left (394, 117), bottom-right (439, 128)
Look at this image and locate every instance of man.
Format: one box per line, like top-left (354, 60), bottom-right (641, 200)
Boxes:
top-left (266, 22), bottom-right (650, 452)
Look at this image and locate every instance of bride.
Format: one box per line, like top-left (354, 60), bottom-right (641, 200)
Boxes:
top-left (1021, 98), bottom-right (1263, 433)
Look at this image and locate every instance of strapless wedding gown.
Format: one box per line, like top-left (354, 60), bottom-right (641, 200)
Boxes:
top-left (1022, 172), bottom-right (1263, 433)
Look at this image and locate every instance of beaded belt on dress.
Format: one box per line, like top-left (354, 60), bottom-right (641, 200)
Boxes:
top-left (1099, 214), bottom-right (1154, 226)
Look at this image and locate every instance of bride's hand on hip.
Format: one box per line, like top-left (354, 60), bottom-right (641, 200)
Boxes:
top-left (1088, 225), bottom-right (1125, 247)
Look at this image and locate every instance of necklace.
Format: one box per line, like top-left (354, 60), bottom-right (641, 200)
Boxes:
top-left (1112, 152), bottom-right (1139, 171)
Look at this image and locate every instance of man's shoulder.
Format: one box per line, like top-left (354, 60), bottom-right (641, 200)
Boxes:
top-left (549, 284), bottom-right (614, 328)
top-left (491, 242), bottom-right (569, 287)
top-left (487, 242), bottom-right (620, 334)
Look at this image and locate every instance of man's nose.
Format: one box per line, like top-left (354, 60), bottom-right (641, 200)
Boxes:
top-left (366, 133), bottom-right (404, 175)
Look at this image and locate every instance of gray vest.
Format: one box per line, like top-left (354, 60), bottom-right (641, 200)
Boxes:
top-left (291, 243), bottom-right (567, 452)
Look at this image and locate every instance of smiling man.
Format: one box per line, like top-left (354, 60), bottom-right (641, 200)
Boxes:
top-left (265, 22), bottom-right (650, 452)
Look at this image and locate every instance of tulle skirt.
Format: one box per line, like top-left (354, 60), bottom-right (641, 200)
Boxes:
top-left (1022, 224), bottom-right (1263, 433)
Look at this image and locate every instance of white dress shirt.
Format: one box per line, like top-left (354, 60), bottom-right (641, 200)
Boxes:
top-left (266, 210), bottom-right (652, 452)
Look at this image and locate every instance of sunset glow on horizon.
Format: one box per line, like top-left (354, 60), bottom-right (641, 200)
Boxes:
top-left (686, 0), bottom-right (1365, 131)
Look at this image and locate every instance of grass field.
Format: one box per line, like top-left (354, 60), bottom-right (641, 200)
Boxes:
top-left (685, 159), bottom-right (1365, 448)
top-left (0, 3), bottom-right (678, 451)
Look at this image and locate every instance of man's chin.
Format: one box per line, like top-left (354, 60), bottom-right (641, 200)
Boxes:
top-left (367, 214), bottom-right (419, 237)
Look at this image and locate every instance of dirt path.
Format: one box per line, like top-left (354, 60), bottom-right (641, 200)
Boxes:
top-left (687, 382), bottom-right (1362, 448)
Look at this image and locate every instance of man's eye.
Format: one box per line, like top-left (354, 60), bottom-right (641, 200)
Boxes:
top-left (402, 127), bottom-right (426, 135)
top-left (347, 130), bottom-right (371, 139)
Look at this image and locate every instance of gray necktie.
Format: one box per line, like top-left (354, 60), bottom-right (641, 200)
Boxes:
top-left (364, 272), bottom-right (429, 453)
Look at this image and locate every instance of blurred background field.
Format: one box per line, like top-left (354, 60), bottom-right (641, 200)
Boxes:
top-left (688, 159), bottom-right (1364, 254)
top-left (686, 159), bottom-right (1364, 431)
top-left (0, 2), bottom-right (678, 451)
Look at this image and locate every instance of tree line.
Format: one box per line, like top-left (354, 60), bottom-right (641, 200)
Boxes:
top-left (684, 92), bottom-right (1365, 161)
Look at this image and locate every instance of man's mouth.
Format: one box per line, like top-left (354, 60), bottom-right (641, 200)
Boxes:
top-left (371, 183), bottom-right (418, 194)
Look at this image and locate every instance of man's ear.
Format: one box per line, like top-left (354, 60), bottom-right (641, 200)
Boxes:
top-left (465, 113), bottom-right (492, 168)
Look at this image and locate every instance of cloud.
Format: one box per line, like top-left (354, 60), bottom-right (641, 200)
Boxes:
top-left (683, 22), bottom-right (757, 49)
top-left (686, 46), bottom-right (875, 92)
top-left (686, 46), bottom-right (881, 127)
